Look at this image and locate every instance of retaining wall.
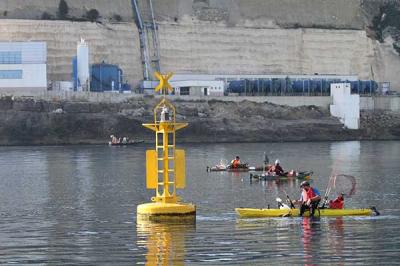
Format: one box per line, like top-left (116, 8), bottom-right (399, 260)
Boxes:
top-left (360, 96), bottom-right (400, 112)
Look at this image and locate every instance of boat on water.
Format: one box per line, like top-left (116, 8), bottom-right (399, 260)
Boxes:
top-left (235, 207), bottom-right (379, 218)
top-left (250, 171), bottom-right (313, 181)
top-left (109, 134), bottom-right (143, 146)
top-left (108, 140), bottom-right (144, 146)
top-left (207, 164), bottom-right (267, 172)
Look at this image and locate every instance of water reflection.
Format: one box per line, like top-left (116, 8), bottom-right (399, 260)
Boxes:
top-left (327, 217), bottom-right (345, 264)
top-left (249, 177), bottom-right (302, 189)
top-left (136, 218), bottom-right (195, 265)
top-left (300, 218), bottom-right (321, 265)
top-left (330, 141), bottom-right (361, 175)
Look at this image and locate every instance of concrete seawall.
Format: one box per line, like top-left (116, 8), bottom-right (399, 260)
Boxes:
top-left (361, 96), bottom-right (400, 112)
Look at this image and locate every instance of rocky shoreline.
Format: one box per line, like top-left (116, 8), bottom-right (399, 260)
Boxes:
top-left (0, 96), bottom-right (399, 145)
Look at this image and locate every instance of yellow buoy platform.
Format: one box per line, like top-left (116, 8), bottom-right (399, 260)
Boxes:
top-left (137, 72), bottom-right (196, 222)
top-left (137, 202), bottom-right (196, 222)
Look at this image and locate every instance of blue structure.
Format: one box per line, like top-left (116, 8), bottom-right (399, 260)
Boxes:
top-left (90, 63), bottom-right (126, 92)
top-left (227, 78), bottom-right (378, 96)
top-left (72, 56), bottom-right (78, 91)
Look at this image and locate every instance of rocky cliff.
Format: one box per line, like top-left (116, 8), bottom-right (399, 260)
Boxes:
top-left (0, 96), bottom-right (398, 145)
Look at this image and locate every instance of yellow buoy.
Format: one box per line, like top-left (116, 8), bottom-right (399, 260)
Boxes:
top-left (137, 72), bottom-right (196, 221)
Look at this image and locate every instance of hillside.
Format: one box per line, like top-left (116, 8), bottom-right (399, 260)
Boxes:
top-left (0, 0), bottom-right (399, 90)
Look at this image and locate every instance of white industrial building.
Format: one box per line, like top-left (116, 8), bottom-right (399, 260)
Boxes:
top-left (172, 80), bottom-right (224, 96)
top-left (0, 42), bottom-right (47, 94)
top-left (141, 79), bottom-right (224, 96)
top-left (330, 83), bottom-right (360, 129)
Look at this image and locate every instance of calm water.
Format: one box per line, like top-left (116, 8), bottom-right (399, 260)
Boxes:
top-left (0, 141), bottom-right (399, 265)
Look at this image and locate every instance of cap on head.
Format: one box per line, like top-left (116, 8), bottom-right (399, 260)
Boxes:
top-left (300, 181), bottom-right (310, 188)
top-left (275, 159), bottom-right (280, 165)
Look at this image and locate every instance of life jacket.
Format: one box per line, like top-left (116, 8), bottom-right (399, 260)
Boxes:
top-left (232, 159), bottom-right (240, 168)
top-left (329, 196), bottom-right (344, 209)
top-left (301, 187), bottom-right (317, 202)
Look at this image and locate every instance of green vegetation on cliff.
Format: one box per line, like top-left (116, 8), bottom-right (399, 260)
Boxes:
top-left (371, 3), bottom-right (400, 54)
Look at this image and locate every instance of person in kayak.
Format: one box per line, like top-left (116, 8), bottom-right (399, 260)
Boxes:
top-left (269, 159), bottom-right (285, 176)
top-left (329, 193), bottom-right (344, 209)
top-left (293, 181), bottom-right (321, 217)
top-left (230, 156), bottom-right (241, 168)
top-left (110, 135), bottom-right (119, 144)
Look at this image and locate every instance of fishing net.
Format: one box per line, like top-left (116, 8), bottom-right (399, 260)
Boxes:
top-left (325, 174), bottom-right (356, 199)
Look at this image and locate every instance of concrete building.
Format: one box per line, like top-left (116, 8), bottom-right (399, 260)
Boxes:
top-left (0, 42), bottom-right (47, 94)
top-left (330, 83), bottom-right (360, 129)
top-left (141, 77), bottom-right (224, 96)
top-left (172, 80), bottom-right (224, 96)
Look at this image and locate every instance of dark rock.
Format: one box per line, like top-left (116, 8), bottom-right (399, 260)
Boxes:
top-left (0, 97), bottom-right (398, 145)
top-left (0, 96), bottom-right (14, 110)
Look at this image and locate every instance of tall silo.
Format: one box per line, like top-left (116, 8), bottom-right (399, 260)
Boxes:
top-left (77, 38), bottom-right (90, 91)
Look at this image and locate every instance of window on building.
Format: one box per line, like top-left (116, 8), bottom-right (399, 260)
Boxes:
top-left (0, 51), bottom-right (22, 64)
top-left (180, 87), bottom-right (189, 95)
top-left (0, 70), bottom-right (23, 79)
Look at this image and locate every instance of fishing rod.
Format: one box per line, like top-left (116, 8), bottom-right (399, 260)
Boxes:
top-left (281, 188), bottom-right (296, 209)
top-left (320, 174), bottom-right (335, 208)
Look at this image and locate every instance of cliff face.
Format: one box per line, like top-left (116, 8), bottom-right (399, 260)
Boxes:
top-left (0, 0), bottom-right (364, 29)
top-left (0, 0), bottom-right (399, 90)
top-left (158, 25), bottom-right (375, 79)
top-left (148, 0), bottom-right (364, 29)
top-left (0, 96), bottom-right (399, 145)
top-left (0, 0), bottom-right (134, 21)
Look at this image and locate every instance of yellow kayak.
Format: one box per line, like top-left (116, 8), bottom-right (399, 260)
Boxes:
top-left (235, 208), bottom-right (375, 218)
